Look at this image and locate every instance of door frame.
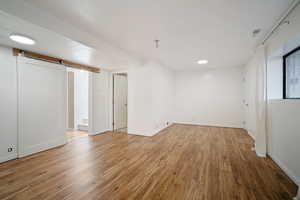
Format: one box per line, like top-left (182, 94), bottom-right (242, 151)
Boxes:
top-left (112, 73), bottom-right (128, 132)
top-left (67, 70), bottom-right (75, 130)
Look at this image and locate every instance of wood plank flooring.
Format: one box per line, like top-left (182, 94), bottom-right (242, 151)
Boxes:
top-left (66, 130), bottom-right (88, 142)
top-left (115, 127), bottom-right (128, 134)
top-left (0, 124), bottom-right (297, 200)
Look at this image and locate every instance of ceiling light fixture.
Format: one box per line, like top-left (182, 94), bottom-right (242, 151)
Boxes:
top-left (9, 34), bottom-right (35, 45)
top-left (197, 60), bottom-right (208, 65)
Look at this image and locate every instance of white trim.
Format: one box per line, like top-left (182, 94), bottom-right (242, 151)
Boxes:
top-left (18, 136), bottom-right (67, 158)
top-left (255, 142), bottom-right (266, 157)
top-left (0, 153), bottom-right (18, 163)
top-left (128, 130), bottom-right (156, 137)
top-left (173, 121), bottom-right (243, 129)
top-left (270, 155), bottom-right (300, 186)
top-left (88, 129), bottom-right (111, 136)
top-left (127, 132), bottom-right (153, 137)
top-left (16, 54), bottom-right (20, 159)
top-left (66, 70), bottom-right (69, 131)
top-left (88, 72), bottom-right (94, 134)
top-left (128, 123), bottom-right (173, 137)
top-left (255, 151), bottom-right (266, 158)
top-left (112, 72), bottom-right (128, 131)
top-left (108, 72), bottom-right (113, 131)
top-left (151, 123), bottom-right (173, 136)
top-left (245, 129), bottom-right (256, 140)
top-left (74, 70), bottom-right (78, 130)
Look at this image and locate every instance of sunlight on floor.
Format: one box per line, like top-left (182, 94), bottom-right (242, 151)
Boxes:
top-left (66, 130), bottom-right (88, 141)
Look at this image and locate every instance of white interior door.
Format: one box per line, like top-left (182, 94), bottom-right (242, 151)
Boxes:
top-left (18, 57), bottom-right (67, 157)
top-left (114, 74), bottom-right (128, 130)
top-left (244, 66), bottom-right (257, 140)
top-left (88, 71), bottom-right (110, 134)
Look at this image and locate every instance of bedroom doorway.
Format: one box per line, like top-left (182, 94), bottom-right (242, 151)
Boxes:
top-left (113, 73), bottom-right (128, 133)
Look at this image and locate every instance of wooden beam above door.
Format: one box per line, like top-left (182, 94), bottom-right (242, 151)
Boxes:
top-left (12, 48), bottom-right (101, 73)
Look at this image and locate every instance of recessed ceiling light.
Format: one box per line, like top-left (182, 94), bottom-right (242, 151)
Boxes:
top-left (9, 34), bottom-right (35, 45)
top-left (197, 60), bottom-right (208, 65)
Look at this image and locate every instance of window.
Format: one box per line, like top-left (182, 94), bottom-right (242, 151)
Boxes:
top-left (283, 46), bottom-right (300, 99)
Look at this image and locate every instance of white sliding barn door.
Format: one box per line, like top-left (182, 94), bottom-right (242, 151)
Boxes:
top-left (18, 57), bottom-right (67, 157)
top-left (0, 47), bottom-right (18, 163)
top-left (113, 74), bottom-right (128, 130)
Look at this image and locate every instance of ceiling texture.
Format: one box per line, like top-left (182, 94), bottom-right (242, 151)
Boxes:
top-left (0, 0), bottom-right (294, 70)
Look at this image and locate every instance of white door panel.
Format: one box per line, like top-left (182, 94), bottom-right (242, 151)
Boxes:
top-left (244, 65), bottom-right (257, 140)
top-left (114, 74), bottom-right (127, 130)
top-left (88, 71), bottom-right (110, 134)
top-left (18, 57), bottom-right (67, 157)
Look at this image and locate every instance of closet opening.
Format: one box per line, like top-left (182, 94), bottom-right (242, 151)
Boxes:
top-left (66, 68), bottom-right (89, 140)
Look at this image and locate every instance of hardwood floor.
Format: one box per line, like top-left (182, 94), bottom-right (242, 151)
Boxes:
top-left (0, 124), bottom-right (297, 200)
top-left (66, 130), bottom-right (88, 142)
top-left (115, 127), bottom-right (128, 134)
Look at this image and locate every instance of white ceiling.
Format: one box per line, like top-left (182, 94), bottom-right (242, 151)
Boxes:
top-left (0, 0), bottom-right (294, 70)
top-left (0, 13), bottom-right (145, 70)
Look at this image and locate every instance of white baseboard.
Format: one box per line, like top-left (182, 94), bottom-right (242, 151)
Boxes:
top-left (0, 153), bottom-right (18, 163)
top-left (127, 130), bottom-right (153, 137)
top-left (255, 151), bottom-right (266, 158)
top-left (270, 155), bottom-right (300, 186)
top-left (173, 121), bottom-right (242, 129)
top-left (18, 136), bottom-right (67, 158)
top-left (127, 123), bottom-right (173, 137)
top-left (245, 129), bottom-right (255, 140)
top-left (151, 123), bottom-right (173, 136)
top-left (88, 129), bottom-right (111, 136)
top-left (127, 132), bottom-right (152, 137)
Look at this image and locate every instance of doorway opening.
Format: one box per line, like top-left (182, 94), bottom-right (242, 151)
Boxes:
top-left (66, 68), bottom-right (89, 140)
top-left (113, 73), bottom-right (128, 133)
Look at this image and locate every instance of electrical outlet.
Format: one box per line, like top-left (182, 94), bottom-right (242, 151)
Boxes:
top-left (8, 148), bottom-right (13, 152)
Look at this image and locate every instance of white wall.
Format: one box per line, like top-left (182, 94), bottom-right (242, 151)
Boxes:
top-left (75, 70), bottom-right (89, 126)
top-left (118, 61), bottom-right (174, 136)
top-left (151, 64), bottom-right (174, 134)
top-left (267, 56), bottom-right (283, 99)
top-left (0, 46), bottom-right (18, 162)
top-left (126, 66), bottom-right (154, 136)
top-left (265, 3), bottom-right (300, 189)
top-left (174, 67), bottom-right (244, 128)
top-left (268, 100), bottom-right (300, 185)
